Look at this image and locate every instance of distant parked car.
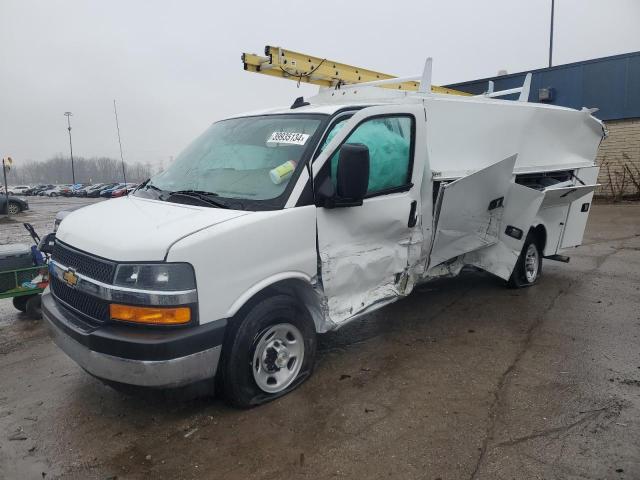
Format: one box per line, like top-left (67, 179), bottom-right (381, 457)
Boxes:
top-left (0, 195), bottom-right (29, 215)
top-left (76, 184), bottom-right (102, 197)
top-left (41, 185), bottom-right (66, 197)
top-left (25, 185), bottom-right (52, 196)
top-left (99, 183), bottom-right (127, 198)
top-left (66, 183), bottom-right (89, 196)
top-left (6, 185), bottom-right (30, 195)
top-left (87, 183), bottom-right (118, 197)
top-left (34, 185), bottom-right (55, 196)
top-left (110, 183), bottom-right (138, 198)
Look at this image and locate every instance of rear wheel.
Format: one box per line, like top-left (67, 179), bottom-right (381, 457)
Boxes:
top-left (7, 201), bottom-right (21, 215)
top-left (219, 295), bottom-right (316, 408)
top-left (508, 233), bottom-right (543, 288)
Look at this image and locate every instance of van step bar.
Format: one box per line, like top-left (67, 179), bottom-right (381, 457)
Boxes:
top-left (544, 255), bottom-right (570, 263)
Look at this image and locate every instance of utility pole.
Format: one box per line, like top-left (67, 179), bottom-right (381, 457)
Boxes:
top-left (64, 112), bottom-right (76, 184)
top-left (113, 100), bottom-right (127, 184)
top-left (549, 0), bottom-right (555, 68)
top-left (2, 157), bottom-right (12, 218)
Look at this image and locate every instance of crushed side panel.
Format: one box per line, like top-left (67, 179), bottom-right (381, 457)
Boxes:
top-left (464, 183), bottom-right (545, 280)
top-left (428, 155), bottom-right (517, 270)
top-left (317, 196), bottom-right (422, 326)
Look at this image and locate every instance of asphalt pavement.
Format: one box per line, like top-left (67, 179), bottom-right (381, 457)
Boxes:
top-left (0, 198), bottom-right (638, 479)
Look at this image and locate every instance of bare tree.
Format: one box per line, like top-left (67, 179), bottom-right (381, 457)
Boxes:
top-left (6, 156), bottom-right (154, 185)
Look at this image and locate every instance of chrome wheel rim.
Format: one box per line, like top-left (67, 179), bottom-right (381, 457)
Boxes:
top-left (7, 203), bottom-right (19, 215)
top-left (524, 244), bottom-right (539, 283)
top-left (252, 323), bottom-right (304, 394)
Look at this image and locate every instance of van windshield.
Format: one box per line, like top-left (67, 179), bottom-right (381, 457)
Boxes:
top-left (138, 115), bottom-right (323, 206)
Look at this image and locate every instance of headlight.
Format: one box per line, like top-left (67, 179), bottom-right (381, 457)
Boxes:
top-left (114, 263), bottom-right (196, 291)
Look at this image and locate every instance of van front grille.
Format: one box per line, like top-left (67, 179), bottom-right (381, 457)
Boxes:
top-left (50, 276), bottom-right (109, 323)
top-left (52, 242), bottom-right (116, 284)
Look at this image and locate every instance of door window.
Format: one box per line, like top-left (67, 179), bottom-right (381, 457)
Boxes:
top-left (326, 116), bottom-right (413, 195)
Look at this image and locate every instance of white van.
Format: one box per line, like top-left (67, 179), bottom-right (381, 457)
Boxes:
top-left (43, 85), bottom-right (604, 407)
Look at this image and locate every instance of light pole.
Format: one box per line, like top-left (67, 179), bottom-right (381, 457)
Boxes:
top-left (64, 111), bottom-right (76, 184)
top-left (2, 157), bottom-right (11, 218)
top-left (113, 100), bottom-right (127, 184)
top-left (549, 0), bottom-right (555, 68)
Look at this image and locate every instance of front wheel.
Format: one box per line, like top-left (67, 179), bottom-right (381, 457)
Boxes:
top-left (219, 295), bottom-right (316, 408)
top-left (508, 234), bottom-right (542, 288)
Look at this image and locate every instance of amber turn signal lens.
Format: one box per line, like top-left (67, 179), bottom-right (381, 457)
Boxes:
top-left (109, 304), bottom-right (191, 325)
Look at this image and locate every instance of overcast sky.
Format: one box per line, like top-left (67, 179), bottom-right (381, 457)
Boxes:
top-left (1, 0), bottom-right (639, 168)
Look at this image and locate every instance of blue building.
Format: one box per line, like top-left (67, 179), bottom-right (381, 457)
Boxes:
top-left (446, 51), bottom-right (640, 198)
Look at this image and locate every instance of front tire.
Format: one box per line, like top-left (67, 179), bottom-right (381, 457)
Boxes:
top-left (219, 295), bottom-right (316, 408)
top-left (508, 233), bottom-right (543, 288)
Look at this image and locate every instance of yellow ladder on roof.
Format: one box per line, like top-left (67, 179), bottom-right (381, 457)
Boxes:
top-left (242, 45), bottom-right (470, 96)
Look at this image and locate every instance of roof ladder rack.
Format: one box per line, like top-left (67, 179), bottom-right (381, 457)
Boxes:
top-left (476, 73), bottom-right (532, 102)
top-left (241, 45), bottom-right (471, 96)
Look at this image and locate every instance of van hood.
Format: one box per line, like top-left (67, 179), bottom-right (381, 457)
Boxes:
top-left (55, 196), bottom-right (250, 261)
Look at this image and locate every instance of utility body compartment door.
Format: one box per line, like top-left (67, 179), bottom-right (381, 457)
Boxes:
top-left (464, 183), bottom-right (545, 280)
top-left (313, 105), bottom-right (426, 328)
top-left (550, 166), bottom-right (599, 249)
top-left (536, 166), bottom-right (599, 254)
top-left (428, 155), bottom-right (517, 269)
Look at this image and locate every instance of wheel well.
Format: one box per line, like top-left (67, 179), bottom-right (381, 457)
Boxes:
top-left (229, 278), bottom-right (325, 333)
top-left (530, 224), bottom-right (547, 252)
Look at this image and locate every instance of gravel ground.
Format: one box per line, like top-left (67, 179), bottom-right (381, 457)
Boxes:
top-left (0, 199), bottom-right (639, 479)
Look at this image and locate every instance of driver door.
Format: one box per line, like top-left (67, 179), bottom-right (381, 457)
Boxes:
top-left (313, 105), bottom-right (427, 326)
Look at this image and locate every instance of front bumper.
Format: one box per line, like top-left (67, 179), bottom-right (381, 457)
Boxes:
top-left (42, 293), bottom-right (226, 388)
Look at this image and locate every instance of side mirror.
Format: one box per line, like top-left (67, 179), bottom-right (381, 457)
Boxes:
top-left (336, 143), bottom-right (369, 204)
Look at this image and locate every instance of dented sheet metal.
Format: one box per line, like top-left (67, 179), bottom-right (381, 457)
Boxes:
top-left (314, 104), bottom-right (427, 330)
top-left (428, 155), bottom-right (517, 269)
top-left (425, 96), bottom-right (603, 179)
top-left (316, 195), bottom-right (423, 328)
top-left (465, 182), bottom-right (545, 280)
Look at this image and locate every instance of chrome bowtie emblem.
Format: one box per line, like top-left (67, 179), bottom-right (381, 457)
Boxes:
top-left (62, 268), bottom-right (78, 287)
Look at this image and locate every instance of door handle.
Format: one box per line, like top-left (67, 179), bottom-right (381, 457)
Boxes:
top-left (408, 200), bottom-right (418, 228)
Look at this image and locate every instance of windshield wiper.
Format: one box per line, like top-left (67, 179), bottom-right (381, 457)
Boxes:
top-left (133, 179), bottom-right (167, 199)
top-left (171, 189), bottom-right (219, 196)
top-left (166, 190), bottom-right (229, 209)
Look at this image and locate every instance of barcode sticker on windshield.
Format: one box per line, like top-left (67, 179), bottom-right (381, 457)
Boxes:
top-left (267, 132), bottom-right (310, 145)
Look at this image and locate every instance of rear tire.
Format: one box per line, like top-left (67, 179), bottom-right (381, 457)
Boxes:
top-left (219, 295), bottom-right (316, 408)
top-left (508, 233), bottom-right (543, 288)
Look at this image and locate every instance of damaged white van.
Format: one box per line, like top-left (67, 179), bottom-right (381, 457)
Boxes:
top-left (43, 72), bottom-right (604, 407)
